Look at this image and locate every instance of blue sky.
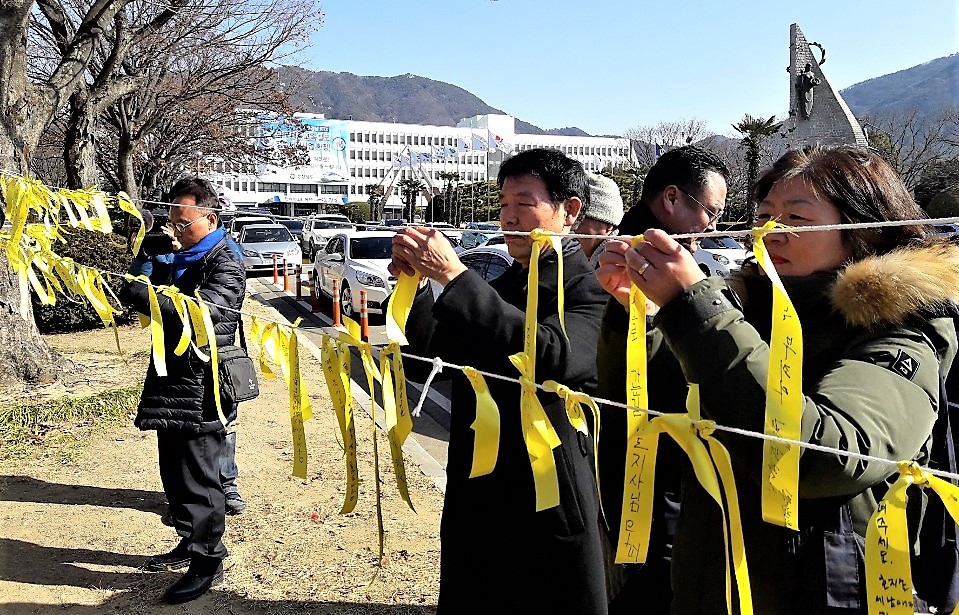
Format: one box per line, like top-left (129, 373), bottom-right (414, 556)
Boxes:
top-left (299, 1), bottom-right (957, 138)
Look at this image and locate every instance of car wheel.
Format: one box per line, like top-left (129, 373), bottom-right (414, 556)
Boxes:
top-left (340, 282), bottom-right (355, 319)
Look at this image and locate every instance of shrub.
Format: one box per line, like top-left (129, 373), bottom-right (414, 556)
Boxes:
top-left (31, 228), bottom-right (139, 333)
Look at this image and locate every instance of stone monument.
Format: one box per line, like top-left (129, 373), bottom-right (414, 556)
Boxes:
top-left (784, 24), bottom-right (868, 148)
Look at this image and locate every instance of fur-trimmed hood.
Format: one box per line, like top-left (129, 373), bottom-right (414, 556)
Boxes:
top-left (831, 241), bottom-right (959, 328)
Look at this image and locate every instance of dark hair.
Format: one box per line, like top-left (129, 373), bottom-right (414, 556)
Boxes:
top-left (497, 148), bottom-right (588, 208)
top-left (639, 145), bottom-right (731, 206)
top-left (752, 145), bottom-right (927, 260)
top-left (168, 177), bottom-right (219, 213)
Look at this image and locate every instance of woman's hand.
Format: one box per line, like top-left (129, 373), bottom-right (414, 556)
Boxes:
top-left (595, 238), bottom-right (634, 308)
top-left (389, 226), bottom-right (468, 286)
top-left (625, 228), bottom-right (706, 307)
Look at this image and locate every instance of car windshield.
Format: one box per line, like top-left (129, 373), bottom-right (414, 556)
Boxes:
top-left (700, 236), bottom-right (744, 249)
top-left (474, 223), bottom-right (499, 231)
top-left (244, 227), bottom-right (293, 243)
top-left (316, 220), bottom-right (353, 229)
top-left (280, 220), bottom-right (303, 232)
top-left (350, 236), bottom-right (393, 259)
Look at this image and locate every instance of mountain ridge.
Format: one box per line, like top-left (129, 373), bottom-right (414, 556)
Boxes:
top-left (279, 54), bottom-right (957, 137)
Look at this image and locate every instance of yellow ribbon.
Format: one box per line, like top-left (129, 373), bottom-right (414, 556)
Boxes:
top-left (385, 271), bottom-right (421, 346)
top-left (631, 407), bottom-right (753, 614)
top-left (544, 379), bottom-right (606, 521)
top-left (510, 351), bottom-right (561, 511)
top-left (752, 222), bottom-right (803, 530)
top-left (287, 327), bottom-right (311, 479)
top-left (463, 366), bottom-right (501, 478)
top-left (380, 342), bottom-right (414, 510)
top-left (528, 228), bottom-right (567, 339)
top-left (617, 234), bottom-right (653, 563)
top-left (866, 461), bottom-right (959, 615)
top-left (122, 275), bottom-right (166, 376)
top-left (321, 334), bottom-right (359, 513)
top-left (194, 293), bottom-right (228, 428)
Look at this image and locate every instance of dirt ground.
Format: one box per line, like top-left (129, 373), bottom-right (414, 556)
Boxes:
top-left (0, 295), bottom-right (444, 614)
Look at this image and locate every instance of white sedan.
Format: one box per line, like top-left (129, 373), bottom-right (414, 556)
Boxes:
top-left (312, 231), bottom-right (396, 318)
top-left (238, 223), bottom-right (302, 274)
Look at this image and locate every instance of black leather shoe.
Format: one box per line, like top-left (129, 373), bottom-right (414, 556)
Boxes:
top-left (161, 559), bottom-right (224, 604)
top-left (143, 541), bottom-right (190, 572)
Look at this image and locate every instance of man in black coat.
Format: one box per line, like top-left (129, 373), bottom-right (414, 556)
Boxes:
top-left (121, 177), bottom-right (246, 604)
top-left (594, 146), bottom-right (729, 614)
top-left (390, 148), bottom-right (610, 614)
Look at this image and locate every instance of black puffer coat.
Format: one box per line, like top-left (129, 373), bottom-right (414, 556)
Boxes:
top-left (404, 238), bottom-right (610, 614)
top-left (121, 239), bottom-right (246, 433)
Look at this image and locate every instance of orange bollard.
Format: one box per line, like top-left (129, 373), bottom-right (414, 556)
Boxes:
top-left (359, 290), bottom-right (369, 341)
top-left (272, 254), bottom-right (278, 285)
top-left (332, 278), bottom-right (341, 326)
top-left (283, 259), bottom-right (290, 291)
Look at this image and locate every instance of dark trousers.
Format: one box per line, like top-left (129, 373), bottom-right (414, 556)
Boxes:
top-left (220, 424), bottom-right (239, 496)
top-left (157, 429), bottom-right (228, 561)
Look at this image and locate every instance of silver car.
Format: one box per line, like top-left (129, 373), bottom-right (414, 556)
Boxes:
top-left (238, 223), bottom-right (302, 274)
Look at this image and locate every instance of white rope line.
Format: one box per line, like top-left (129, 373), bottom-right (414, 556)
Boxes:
top-left (398, 351), bottom-right (959, 483)
top-left (106, 264), bottom-right (959, 483)
top-left (411, 356), bottom-right (444, 418)
top-left (3, 216), bottom-right (959, 483)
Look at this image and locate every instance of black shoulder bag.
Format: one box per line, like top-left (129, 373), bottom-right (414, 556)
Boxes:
top-left (215, 320), bottom-right (260, 406)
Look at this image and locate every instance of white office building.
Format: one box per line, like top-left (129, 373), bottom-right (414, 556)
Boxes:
top-left (206, 112), bottom-right (636, 218)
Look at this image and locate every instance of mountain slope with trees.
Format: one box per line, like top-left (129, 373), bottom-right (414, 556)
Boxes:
top-left (841, 54), bottom-right (958, 119)
top-left (277, 66), bottom-right (589, 136)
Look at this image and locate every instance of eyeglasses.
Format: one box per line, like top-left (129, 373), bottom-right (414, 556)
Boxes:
top-left (164, 214), bottom-right (210, 235)
top-left (677, 186), bottom-right (724, 225)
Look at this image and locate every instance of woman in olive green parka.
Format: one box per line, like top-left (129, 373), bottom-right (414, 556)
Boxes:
top-left (596, 145), bottom-right (959, 614)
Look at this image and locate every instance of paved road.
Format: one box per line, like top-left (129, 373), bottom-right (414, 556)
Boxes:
top-left (245, 274), bottom-right (452, 492)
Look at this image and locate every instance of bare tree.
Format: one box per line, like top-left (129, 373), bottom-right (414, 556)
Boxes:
top-left (28, 0), bottom-right (193, 188)
top-left (0, 0), bottom-right (136, 384)
top-left (624, 118), bottom-right (714, 170)
top-left (859, 106), bottom-right (959, 190)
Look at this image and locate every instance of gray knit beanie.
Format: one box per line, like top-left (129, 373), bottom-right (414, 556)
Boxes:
top-left (578, 173), bottom-right (624, 228)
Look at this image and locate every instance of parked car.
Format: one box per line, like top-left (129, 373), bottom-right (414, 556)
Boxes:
top-left (424, 221), bottom-right (463, 244)
top-left (699, 235), bottom-right (750, 271)
top-left (932, 223), bottom-right (959, 239)
top-left (694, 247), bottom-right (731, 278)
top-left (312, 231), bottom-right (396, 318)
top-left (278, 218), bottom-right (305, 246)
top-left (430, 243), bottom-right (514, 298)
top-left (229, 214), bottom-right (274, 240)
top-left (302, 214), bottom-right (356, 258)
top-left (460, 222), bottom-right (501, 249)
top-left (237, 223), bottom-right (302, 274)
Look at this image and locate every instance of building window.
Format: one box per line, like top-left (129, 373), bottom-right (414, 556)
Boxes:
top-left (258, 182), bottom-right (285, 192)
top-left (289, 183), bottom-right (318, 194)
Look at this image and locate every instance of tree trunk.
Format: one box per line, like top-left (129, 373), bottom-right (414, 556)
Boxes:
top-left (0, 253), bottom-right (61, 387)
top-left (64, 91), bottom-right (99, 189)
top-left (116, 132), bottom-right (140, 201)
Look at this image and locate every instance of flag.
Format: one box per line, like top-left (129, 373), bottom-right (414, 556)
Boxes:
top-left (458, 136), bottom-right (472, 153)
top-left (421, 151), bottom-right (433, 164)
top-left (447, 145), bottom-right (458, 158)
top-left (489, 131), bottom-right (513, 154)
top-left (471, 132), bottom-right (489, 152)
top-left (654, 143), bottom-right (662, 160)
top-left (433, 145), bottom-right (446, 161)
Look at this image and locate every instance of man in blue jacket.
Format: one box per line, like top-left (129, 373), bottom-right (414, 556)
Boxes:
top-left (121, 177), bottom-right (246, 604)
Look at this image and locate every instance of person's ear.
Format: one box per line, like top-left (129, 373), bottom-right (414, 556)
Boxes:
top-left (563, 197), bottom-right (582, 227)
top-left (663, 186), bottom-right (679, 214)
